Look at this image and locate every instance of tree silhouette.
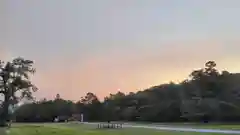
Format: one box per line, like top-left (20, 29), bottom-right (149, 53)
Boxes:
top-left (0, 57), bottom-right (37, 126)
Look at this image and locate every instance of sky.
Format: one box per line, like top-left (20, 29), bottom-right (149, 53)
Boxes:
top-left (1, 0), bottom-right (240, 101)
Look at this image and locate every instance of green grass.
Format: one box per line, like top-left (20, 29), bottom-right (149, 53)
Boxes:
top-left (122, 122), bottom-right (240, 130)
top-left (188, 124), bottom-right (240, 130)
top-left (2, 123), bottom-right (237, 135)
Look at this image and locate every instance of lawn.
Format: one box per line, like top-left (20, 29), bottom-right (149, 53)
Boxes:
top-left (190, 124), bottom-right (240, 130)
top-left (2, 123), bottom-right (237, 135)
top-left (124, 122), bottom-right (240, 130)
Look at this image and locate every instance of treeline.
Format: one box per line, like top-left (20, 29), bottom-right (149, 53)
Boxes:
top-left (13, 61), bottom-right (240, 122)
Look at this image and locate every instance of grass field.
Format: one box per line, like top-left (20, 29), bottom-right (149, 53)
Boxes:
top-left (187, 124), bottom-right (240, 130)
top-left (123, 122), bottom-right (240, 130)
top-left (0, 123), bottom-right (238, 135)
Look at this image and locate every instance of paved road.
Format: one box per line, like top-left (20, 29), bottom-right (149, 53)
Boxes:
top-left (83, 122), bottom-right (240, 134)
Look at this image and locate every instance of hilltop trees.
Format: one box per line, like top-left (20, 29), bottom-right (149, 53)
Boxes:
top-left (0, 57), bottom-right (37, 126)
top-left (183, 61), bottom-right (240, 121)
top-left (12, 61), bottom-right (240, 123)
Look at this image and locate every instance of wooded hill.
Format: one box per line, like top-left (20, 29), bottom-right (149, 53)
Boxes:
top-left (10, 61), bottom-right (240, 122)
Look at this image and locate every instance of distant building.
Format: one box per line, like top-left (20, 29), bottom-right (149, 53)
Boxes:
top-left (55, 115), bottom-right (69, 122)
top-left (71, 114), bottom-right (81, 121)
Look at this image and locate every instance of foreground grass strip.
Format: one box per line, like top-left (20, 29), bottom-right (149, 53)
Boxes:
top-left (189, 125), bottom-right (240, 130)
top-left (6, 124), bottom-right (238, 135)
top-left (63, 123), bottom-right (235, 135)
top-left (82, 122), bottom-right (240, 134)
top-left (112, 122), bottom-right (240, 130)
top-left (9, 125), bottom-right (79, 135)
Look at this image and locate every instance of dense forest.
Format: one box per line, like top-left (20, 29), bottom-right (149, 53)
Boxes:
top-left (1, 58), bottom-right (240, 125)
top-left (13, 60), bottom-right (240, 123)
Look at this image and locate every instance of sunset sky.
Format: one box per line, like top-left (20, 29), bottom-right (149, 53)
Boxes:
top-left (1, 0), bottom-right (240, 101)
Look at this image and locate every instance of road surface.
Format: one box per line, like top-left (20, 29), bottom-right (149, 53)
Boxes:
top-left (83, 122), bottom-right (240, 134)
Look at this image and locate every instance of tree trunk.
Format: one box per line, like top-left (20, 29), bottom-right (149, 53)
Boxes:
top-left (0, 94), bottom-right (10, 127)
